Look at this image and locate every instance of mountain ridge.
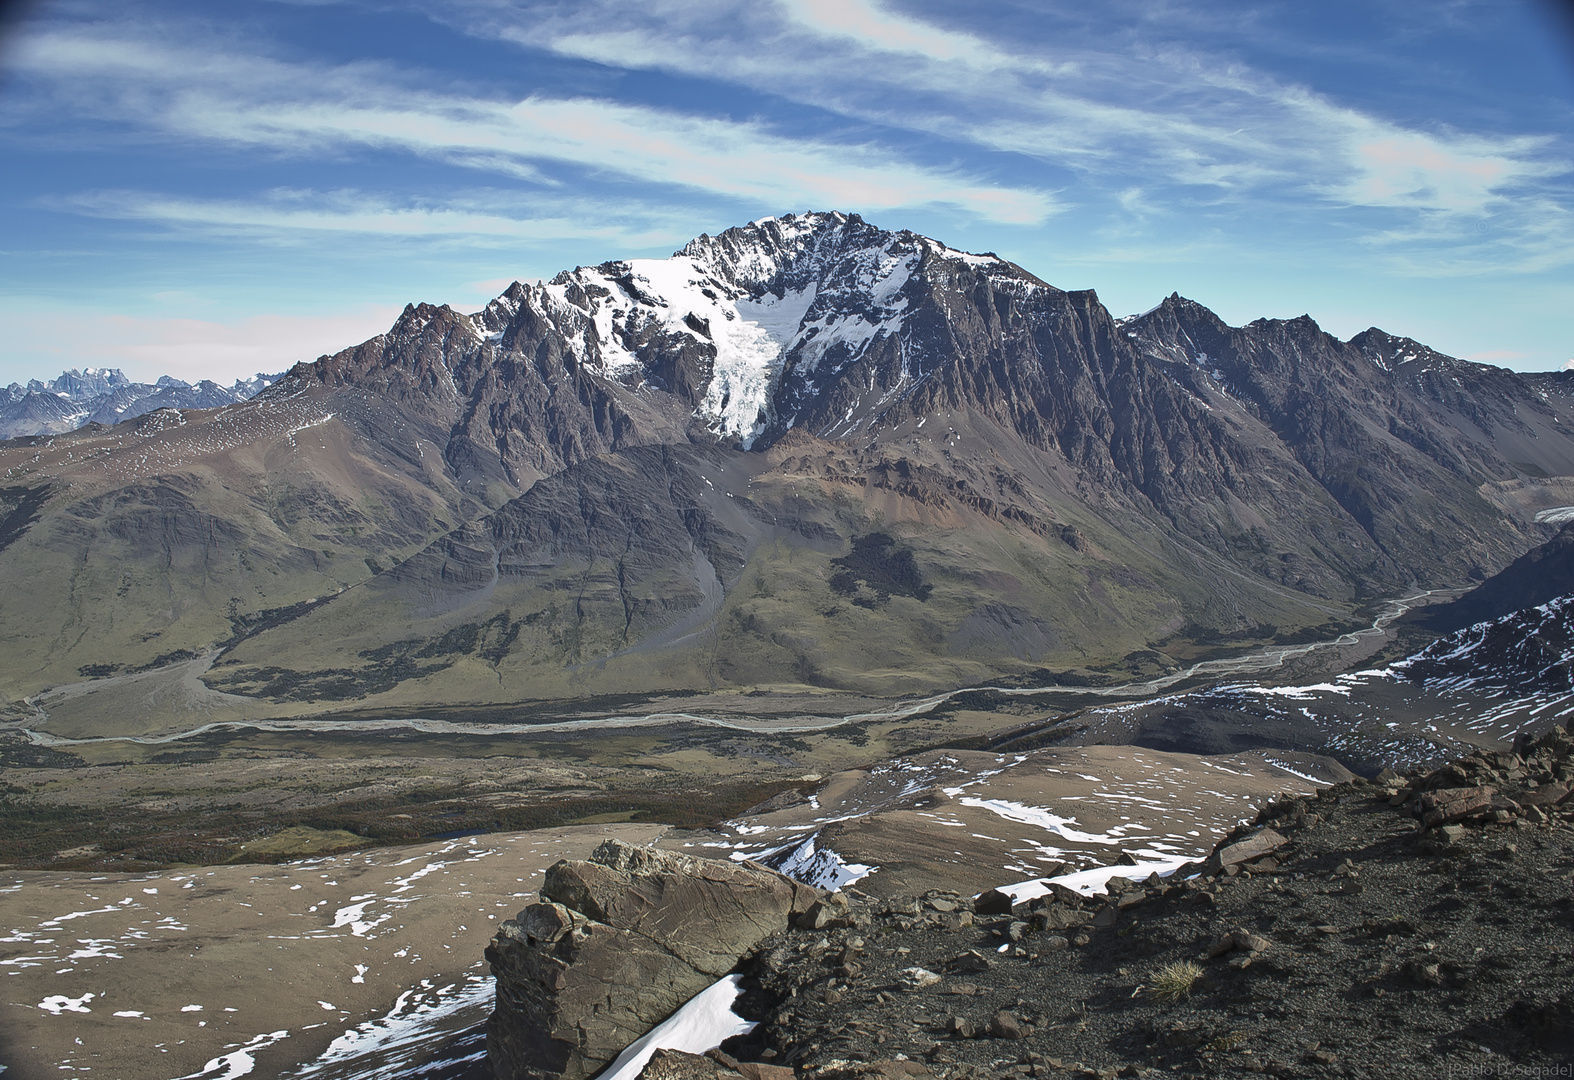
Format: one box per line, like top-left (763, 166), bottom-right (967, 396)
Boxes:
top-left (5, 211), bottom-right (1574, 704)
top-left (1, 367), bottom-right (281, 439)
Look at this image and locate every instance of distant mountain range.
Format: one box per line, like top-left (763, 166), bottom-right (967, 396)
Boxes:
top-left (1, 368), bottom-right (281, 439)
top-left (4, 210), bottom-right (1574, 709)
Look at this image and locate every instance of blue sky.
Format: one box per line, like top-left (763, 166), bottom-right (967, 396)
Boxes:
top-left (1, 0), bottom-right (1571, 385)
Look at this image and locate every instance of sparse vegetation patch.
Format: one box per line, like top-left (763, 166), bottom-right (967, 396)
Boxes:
top-left (1147, 959), bottom-right (1203, 1001)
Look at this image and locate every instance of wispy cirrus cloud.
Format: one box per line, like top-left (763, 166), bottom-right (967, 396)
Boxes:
top-left (452, 0), bottom-right (1569, 252)
top-left (7, 22), bottom-right (1058, 226)
top-left (1, 0), bottom-right (1569, 380)
top-left (780, 0), bottom-right (1066, 71)
top-left (54, 188), bottom-right (704, 248)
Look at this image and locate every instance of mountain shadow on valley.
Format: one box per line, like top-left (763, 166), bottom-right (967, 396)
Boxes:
top-left (1412, 521), bottom-right (1574, 635)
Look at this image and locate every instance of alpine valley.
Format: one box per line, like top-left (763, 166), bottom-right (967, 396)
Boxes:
top-left (7, 211), bottom-right (1574, 714)
top-left (5, 212), bottom-right (1574, 1080)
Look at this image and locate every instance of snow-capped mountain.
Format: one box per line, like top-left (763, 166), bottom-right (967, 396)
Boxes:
top-left (461, 211), bottom-right (1026, 446)
top-left (0, 368), bottom-right (283, 439)
top-left (1393, 594), bottom-right (1574, 696)
top-left (8, 210), bottom-right (1574, 704)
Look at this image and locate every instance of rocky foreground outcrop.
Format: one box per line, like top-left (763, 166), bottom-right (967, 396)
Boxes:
top-left (484, 725), bottom-right (1574, 1080)
top-left (486, 839), bottom-right (820, 1080)
top-left (698, 721), bottom-right (1574, 1078)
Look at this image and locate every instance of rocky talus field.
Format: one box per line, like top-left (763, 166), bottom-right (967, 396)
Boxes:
top-left (566, 724), bottom-right (1574, 1080)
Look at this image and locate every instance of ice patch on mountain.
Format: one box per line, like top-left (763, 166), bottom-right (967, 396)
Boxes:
top-left (287, 972), bottom-right (493, 1079)
top-left (37, 991), bottom-right (94, 1014)
top-left (535, 255), bottom-right (803, 445)
top-left (173, 1029), bottom-right (291, 1080)
top-left (993, 852), bottom-right (1200, 904)
top-left (484, 212), bottom-right (997, 447)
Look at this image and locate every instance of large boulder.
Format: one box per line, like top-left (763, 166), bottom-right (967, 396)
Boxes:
top-left (486, 840), bottom-right (820, 1080)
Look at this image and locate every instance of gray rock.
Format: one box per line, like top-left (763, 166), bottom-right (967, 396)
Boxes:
top-left (1207, 928), bottom-right (1272, 957)
top-left (1031, 904), bottom-right (1092, 932)
top-left (797, 897), bottom-right (852, 930)
top-left (1419, 786), bottom-right (1496, 826)
top-left (1520, 781), bottom-right (1571, 807)
top-left (989, 1010), bottom-right (1028, 1039)
top-left (802, 1061), bottom-right (935, 1080)
top-left (945, 949), bottom-right (992, 973)
top-left (638, 1050), bottom-right (796, 1080)
top-left (639, 1049), bottom-right (735, 1080)
top-left (1200, 828), bottom-right (1288, 875)
top-left (974, 888), bottom-right (1016, 916)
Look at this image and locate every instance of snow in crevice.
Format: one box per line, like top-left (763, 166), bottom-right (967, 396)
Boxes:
top-left (993, 852), bottom-right (1201, 904)
top-left (529, 254), bottom-right (801, 445)
top-left (955, 797), bottom-right (1121, 845)
top-left (284, 972), bottom-right (492, 1079)
top-left (741, 833), bottom-right (875, 891)
top-left (599, 974), bottom-right (756, 1080)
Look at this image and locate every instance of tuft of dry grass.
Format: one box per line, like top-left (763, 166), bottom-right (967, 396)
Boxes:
top-left (1147, 960), bottom-right (1204, 1002)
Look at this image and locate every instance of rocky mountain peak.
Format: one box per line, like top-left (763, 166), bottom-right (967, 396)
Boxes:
top-left (676, 210), bottom-right (882, 294)
top-left (429, 212), bottom-right (1019, 449)
top-left (1348, 326), bottom-right (1460, 373)
top-left (1119, 293), bottom-right (1233, 365)
top-left (20, 211), bottom-right (1570, 695)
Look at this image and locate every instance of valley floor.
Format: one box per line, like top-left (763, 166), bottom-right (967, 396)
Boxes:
top-left (2, 590), bottom-right (1565, 1078)
top-left (0, 823), bottom-right (663, 1079)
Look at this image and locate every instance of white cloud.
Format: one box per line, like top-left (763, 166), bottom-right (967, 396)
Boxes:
top-left (9, 24), bottom-right (1057, 225)
top-left (782, 0), bottom-right (1024, 69)
top-left (1246, 81), bottom-right (1567, 215)
top-left (56, 188), bottom-right (702, 247)
top-left (13, 5), bottom-right (1560, 262)
top-left (459, 0), bottom-right (1567, 224)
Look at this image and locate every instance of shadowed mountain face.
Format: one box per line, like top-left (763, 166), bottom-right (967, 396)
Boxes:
top-left (1413, 522), bottom-right (1574, 634)
top-left (1122, 299), bottom-right (1574, 582)
top-left (6, 211), bottom-right (1574, 704)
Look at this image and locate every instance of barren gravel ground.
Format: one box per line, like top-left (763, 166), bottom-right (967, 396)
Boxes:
top-left (0, 823), bottom-right (664, 1079)
top-left (667, 746), bottom-right (1352, 898)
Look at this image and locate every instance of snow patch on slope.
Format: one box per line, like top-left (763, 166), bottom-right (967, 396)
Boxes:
top-left (600, 974), bottom-right (756, 1080)
top-left (738, 833), bottom-right (875, 891)
top-left (534, 254), bottom-right (805, 445)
